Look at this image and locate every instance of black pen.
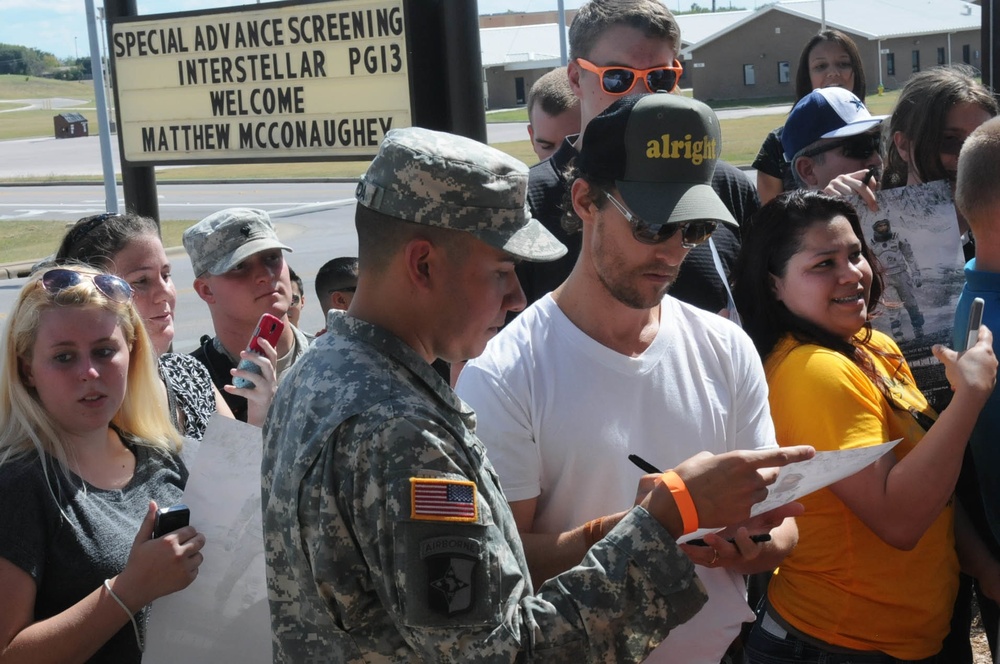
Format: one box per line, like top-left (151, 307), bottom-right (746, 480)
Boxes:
top-left (862, 165), bottom-right (879, 187)
top-left (628, 453), bottom-right (662, 474)
top-left (687, 534), bottom-right (772, 547)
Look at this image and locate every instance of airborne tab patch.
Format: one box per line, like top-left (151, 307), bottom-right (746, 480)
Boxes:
top-left (410, 478), bottom-right (478, 522)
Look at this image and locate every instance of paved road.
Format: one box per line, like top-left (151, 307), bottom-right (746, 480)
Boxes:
top-left (0, 97), bottom-right (89, 113)
top-left (0, 190), bottom-right (358, 352)
top-left (0, 181), bottom-right (358, 222)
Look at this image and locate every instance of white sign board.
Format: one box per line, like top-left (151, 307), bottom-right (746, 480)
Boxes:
top-left (111, 0), bottom-right (410, 164)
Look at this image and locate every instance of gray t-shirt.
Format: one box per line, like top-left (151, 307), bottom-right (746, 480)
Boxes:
top-left (0, 437), bottom-right (187, 663)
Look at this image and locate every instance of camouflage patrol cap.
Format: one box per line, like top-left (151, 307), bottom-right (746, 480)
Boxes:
top-left (356, 127), bottom-right (567, 262)
top-left (183, 208), bottom-right (292, 277)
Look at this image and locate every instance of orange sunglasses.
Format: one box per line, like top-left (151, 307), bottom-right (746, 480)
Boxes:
top-left (576, 58), bottom-right (683, 95)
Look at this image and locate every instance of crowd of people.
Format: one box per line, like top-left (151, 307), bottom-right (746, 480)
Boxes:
top-left (1, 0), bottom-right (1000, 662)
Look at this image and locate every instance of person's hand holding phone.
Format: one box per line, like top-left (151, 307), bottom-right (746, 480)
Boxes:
top-left (109, 501), bottom-right (206, 611)
top-left (227, 337), bottom-right (279, 427)
top-left (934, 323), bottom-right (996, 404)
top-left (226, 313), bottom-right (282, 427)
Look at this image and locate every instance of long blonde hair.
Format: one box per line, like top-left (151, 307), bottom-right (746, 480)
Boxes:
top-left (0, 266), bottom-right (183, 479)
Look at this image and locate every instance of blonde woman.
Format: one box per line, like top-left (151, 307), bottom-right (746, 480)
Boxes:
top-left (0, 266), bottom-right (205, 663)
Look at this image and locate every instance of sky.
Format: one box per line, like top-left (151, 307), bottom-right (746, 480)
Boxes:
top-left (0, 0), bottom-right (753, 61)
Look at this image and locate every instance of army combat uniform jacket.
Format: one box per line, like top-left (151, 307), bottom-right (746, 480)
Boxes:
top-left (261, 312), bottom-right (708, 663)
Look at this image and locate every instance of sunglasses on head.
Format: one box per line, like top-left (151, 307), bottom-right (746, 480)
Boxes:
top-left (603, 193), bottom-right (717, 248)
top-left (802, 131), bottom-right (881, 161)
top-left (40, 268), bottom-right (133, 304)
top-left (576, 58), bottom-right (683, 95)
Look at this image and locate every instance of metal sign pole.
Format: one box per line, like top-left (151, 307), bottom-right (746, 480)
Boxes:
top-left (85, 0), bottom-right (119, 214)
top-left (104, 0), bottom-right (160, 222)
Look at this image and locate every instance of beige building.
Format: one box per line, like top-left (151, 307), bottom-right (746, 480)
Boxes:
top-left (684, 0), bottom-right (981, 102)
top-left (477, 1), bottom-right (982, 108)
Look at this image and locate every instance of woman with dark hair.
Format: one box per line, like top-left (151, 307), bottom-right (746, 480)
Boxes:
top-left (54, 213), bottom-right (277, 437)
top-left (882, 65), bottom-right (998, 197)
top-left (732, 191), bottom-right (998, 662)
top-left (753, 30), bottom-right (867, 204)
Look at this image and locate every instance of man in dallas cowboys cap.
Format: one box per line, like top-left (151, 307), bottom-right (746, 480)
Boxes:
top-left (260, 125), bottom-right (812, 662)
top-left (782, 86), bottom-right (887, 211)
top-left (458, 93), bottom-right (798, 664)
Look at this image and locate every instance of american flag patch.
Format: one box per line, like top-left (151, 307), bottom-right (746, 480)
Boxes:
top-left (410, 478), bottom-right (478, 522)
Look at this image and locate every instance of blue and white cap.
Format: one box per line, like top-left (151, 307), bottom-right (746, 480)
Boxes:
top-left (781, 87), bottom-right (887, 162)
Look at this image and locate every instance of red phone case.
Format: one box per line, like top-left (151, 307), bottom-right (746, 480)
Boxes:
top-left (247, 313), bottom-right (284, 354)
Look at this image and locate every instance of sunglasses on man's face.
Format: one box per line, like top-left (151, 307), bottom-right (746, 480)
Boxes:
top-left (40, 268), bottom-right (133, 303)
top-left (576, 58), bottom-right (683, 95)
top-left (603, 193), bottom-right (717, 248)
top-left (802, 132), bottom-right (882, 161)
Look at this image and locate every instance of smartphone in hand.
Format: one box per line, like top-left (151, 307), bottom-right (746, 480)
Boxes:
top-left (967, 297), bottom-right (985, 349)
top-left (233, 313), bottom-right (284, 389)
top-left (153, 504), bottom-right (190, 538)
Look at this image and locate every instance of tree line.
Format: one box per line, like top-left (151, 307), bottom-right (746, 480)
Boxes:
top-left (0, 43), bottom-right (93, 80)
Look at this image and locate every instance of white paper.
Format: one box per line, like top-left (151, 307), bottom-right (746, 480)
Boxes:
top-left (144, 415), bottom-right (271, 664)
top-left (749, 439), bottom-right (901, 516)
top-left (678, 439), bottom-right (900, 542)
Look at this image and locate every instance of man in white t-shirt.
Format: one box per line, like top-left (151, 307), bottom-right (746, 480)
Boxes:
top-left (457, 94), bottom-right (798, 663)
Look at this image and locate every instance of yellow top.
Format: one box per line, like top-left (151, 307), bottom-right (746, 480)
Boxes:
top-left (765, 330), bottom-right (957, 659)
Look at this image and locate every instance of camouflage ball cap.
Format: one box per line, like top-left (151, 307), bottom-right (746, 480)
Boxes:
top-left (356, 127), bottom-right (567, 262)
top-left (183, 208), bottom-right (292, 276)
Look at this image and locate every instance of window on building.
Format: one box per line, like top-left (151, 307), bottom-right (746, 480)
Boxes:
top-left (937, 47), bottom-right (946, 65)
top-left (515, 77), bottom-right (525, 105)
top-left (744, 64), bottom-right (756, 86)
top-left (964, 44), bottom-right (971, 64)
top-left (778, 61), bottom-right (791, 84)
top-left (886, 53), bottom-right (895, 76)
top-left (912, 50), bottom-right (920, 73)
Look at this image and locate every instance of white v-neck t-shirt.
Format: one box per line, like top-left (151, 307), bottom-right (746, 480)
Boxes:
top-left (458, 294), bottom-right (777, 663)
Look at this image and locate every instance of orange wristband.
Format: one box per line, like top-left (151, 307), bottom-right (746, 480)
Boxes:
top-left (661, 470), bottom-right (699, 535)
top-left (583, 517), bottom-right (606, 547)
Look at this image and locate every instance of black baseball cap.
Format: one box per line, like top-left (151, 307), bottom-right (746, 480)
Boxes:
top-left (576, 92), bottom-right (737, 228)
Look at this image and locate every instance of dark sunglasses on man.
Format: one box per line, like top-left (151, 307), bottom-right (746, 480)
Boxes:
top-left (801, 131), bottom-right (882, 161)
top-left (604, 193), bottom-right (717, 248)
top-left (576, 58), bottom-right (683, 96)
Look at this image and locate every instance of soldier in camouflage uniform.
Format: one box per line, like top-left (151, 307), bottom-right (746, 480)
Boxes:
top-left (260, 126), bottom-right (813, 663)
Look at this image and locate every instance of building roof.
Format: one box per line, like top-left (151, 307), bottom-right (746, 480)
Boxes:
top-left (480, 23), bottom-right (568, 69)
top-left (686, 0), bottom-right (980, 54)
top-left (675, 10), bottom-right (754, 46)
top-left (480, 10), bottom-right (749, 69)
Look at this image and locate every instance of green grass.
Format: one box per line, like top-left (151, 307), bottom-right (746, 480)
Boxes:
top-left (0, 108), bottom-right (100, 141)
top-left (0, 75), bottom-right (99, 140)
top-left (0, 74), bottom-right (95, 100)
top-left (0, 219), bottom-right (192, 264)
top-left (487, 108), bottom-right (529, 123)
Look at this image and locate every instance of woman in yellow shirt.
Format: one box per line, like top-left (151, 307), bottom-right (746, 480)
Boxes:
top-left (733, 191), bottom-right (998, 662)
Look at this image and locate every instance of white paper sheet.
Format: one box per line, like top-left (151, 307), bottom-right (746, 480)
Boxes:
top-left (144, 415), bottom-right (271, 664)
top-left (679, 439), bottom-right (901, 542)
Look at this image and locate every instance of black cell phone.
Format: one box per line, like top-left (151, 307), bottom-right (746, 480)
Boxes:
top-left (153, 504), bottom-right (190, 538)
top-left (967, 297), bottom-right (985, 349)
